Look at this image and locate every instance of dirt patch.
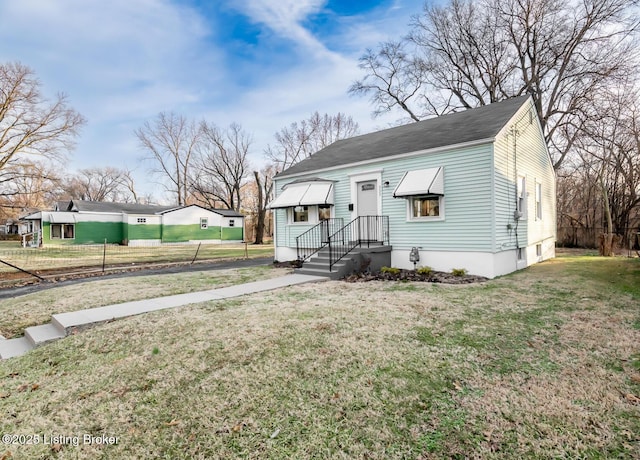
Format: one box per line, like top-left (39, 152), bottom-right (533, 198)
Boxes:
top-left (344, 268), bottom-right (488, 284)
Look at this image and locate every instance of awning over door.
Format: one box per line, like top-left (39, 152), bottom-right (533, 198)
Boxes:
top-left (393, 167), bottom-right (444, 197)
top-left (268, 181), bottom-right (334, 209)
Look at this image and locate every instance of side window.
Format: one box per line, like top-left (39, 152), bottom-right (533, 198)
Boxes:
top-left (200, 218), bottom-right (208, 229)
top-left (229, 219), bottom-right (235, 227)
top-left (318, 205), bottom-right (331, 221)
top-left (517, 175), bottom-right (526, 216)
top-left (51, 224), bottom-right (62, 239)
top-left (535, 182), bottom-right (542, 220)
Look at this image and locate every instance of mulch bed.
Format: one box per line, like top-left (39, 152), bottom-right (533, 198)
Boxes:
top-left (344, 269), bottom-right (488, 284)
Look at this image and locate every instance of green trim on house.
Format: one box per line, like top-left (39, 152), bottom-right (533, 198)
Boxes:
top-left (76, 221), bottom-right (123, 244)
top-left (42, 221), bottom-right (124, 245)
top-left (221, 227), bottom-right (243, 241)
top-left (161, 224), bottom-right (222, 242)
top-left (128, 223), bottom-right (162, 241)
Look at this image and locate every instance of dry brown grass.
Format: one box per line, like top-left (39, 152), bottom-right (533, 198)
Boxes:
top-left (0, 265), bottom-right (290, 338)
top-left (0, 254), bottom-right (638, 459)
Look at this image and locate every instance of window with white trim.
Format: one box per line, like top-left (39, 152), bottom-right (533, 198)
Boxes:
top-left (535, 182), bottom-right (542, 220)
top-left (409, 196), bottom-right (443, 220)
top-left (200, 218), bottom-right (208, 229)
top-left (51, 223), bottom-right (75, 239)
top-left (517, 175), bottom-right (526, 216)
top-left (137, 217), bottom-right (147, 223)
top-left (229, 219), bottom-right (235, 227)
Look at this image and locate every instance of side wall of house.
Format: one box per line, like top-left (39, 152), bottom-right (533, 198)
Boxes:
top-left (126, 215), bottom-right (163, 245)
top-left (41, 212), bottom-right (124, 245)
top-left (161, 207), bottom-right (222, 243)
top-left (493, 98), bottom-right (556, 272)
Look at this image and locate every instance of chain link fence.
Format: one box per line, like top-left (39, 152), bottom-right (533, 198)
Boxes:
top-left (0, 242), bottom-right (274, 284)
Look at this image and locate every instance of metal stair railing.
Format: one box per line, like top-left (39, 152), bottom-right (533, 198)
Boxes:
top-left (295, 218), bottom-right (344, 262)
top-left (328, 215), bottom-right (389, 270)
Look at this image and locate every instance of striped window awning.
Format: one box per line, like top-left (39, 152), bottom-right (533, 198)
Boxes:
top-left (393, 167), bottom-right (444, 197)
top-left (268, 181), bottom-right (334, 209)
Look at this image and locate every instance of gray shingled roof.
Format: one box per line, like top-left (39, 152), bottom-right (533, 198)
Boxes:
top-left (278, 96), bottom-right (530, 178)
top-left (67, 200), bottom-right (244, 217)
top-left (68, 200), bottom-right (176, 214)
top-left (213, 209), bottom-right (244, 217)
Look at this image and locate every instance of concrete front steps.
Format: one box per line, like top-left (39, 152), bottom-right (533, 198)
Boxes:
top-left (0, 273), bottom-right (328, 360)
top-left (296, 245), bottom-right (392, 280)
top-left (0, 323), bottom-right (66, 359)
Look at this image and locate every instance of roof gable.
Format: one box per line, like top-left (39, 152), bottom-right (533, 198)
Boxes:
top-left (158, 204), bottom-right (244, 217)
top-left (278, 96), bottom-right (531, 178)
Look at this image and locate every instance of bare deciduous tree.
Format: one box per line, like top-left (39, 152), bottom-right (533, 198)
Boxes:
top-left (191, 122), bottom-right (251, 211)
top-left (574, 83), bottom-right (640, 254)
top-left (0, 62), bottom-right (85, 172)
top-left (350, 0), bottom-right (639, 170)
top-left (135, 112), bottom-right (201, 206)
top-left (0, 61), bottom-right (84, 220)
top-left (265, 112), bottom-right (359, 172)
top-left (61, 166), bottom-right (138, 202)
top-left (252, 165), bottom-right (275, 244)
top-left (0, 161), bottom-right (60, 221)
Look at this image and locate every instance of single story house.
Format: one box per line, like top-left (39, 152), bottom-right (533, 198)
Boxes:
top-left (269, 96), bottom-right (556, 279)
top-left (22, 200), bottom-right (244, 246)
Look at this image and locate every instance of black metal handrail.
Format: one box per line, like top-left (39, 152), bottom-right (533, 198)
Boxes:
top-left (295, 218), bottom-right (344, 261)
top-left (328, 215), bottom-right (389, 270)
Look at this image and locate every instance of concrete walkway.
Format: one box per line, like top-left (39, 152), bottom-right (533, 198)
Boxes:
top-left (0, 273), bottom-right (328, 360)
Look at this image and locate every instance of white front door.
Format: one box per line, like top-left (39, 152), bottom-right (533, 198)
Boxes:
top-left (357, 180), bottom-right (378, 217)
top-left (356, 180), bottom-right (379, 242)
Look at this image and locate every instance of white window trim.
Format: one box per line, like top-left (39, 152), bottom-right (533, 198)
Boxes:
top-left (50, 223), bottom-right (75, 239)
top-left (287, 204), bottom-right (335, 225)
top-left (406, 196), bottom-right (445, 222)
top-left (287, 205), bottom-right (317, 225)
top-left (535, 182), bottom-right (542, 221)
top-left (200, 217), bottom-right (208, 229)
top-left (517, 174), bottom-right (527, 218)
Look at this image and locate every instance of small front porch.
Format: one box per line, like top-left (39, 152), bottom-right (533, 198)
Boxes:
top-left (295, 215), bottom-right (391, 279)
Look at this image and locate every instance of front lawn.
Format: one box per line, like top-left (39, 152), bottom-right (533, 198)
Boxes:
top-left (0, 253), bottom-right (638, 459)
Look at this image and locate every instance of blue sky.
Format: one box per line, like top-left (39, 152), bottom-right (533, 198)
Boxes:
top-left (0, 0), bottom-right (426, 200)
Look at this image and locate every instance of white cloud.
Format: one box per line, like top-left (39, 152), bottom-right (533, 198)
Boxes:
top-left (227, 0), bottom-right (337, 58)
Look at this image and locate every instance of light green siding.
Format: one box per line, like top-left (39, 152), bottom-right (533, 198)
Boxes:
top-left (161, 224), bottom-right (221, 242)
top-left (493, 99), bottom-right (556, 251)
top-left (275, 143), bottom-right (495, 252)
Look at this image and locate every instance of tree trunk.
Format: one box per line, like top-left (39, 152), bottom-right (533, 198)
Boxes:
top-left (598, 173), bottom-right (615, 257)
top-left (598, 233), bottom-right (615, 256)
top-left (253, 171), bottom-right (265, 245)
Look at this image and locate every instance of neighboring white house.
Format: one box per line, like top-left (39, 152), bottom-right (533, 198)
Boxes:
top-left (22, 200), bottom-right (244, 246)
top-left (269, 96), bottom-right (556, 279)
